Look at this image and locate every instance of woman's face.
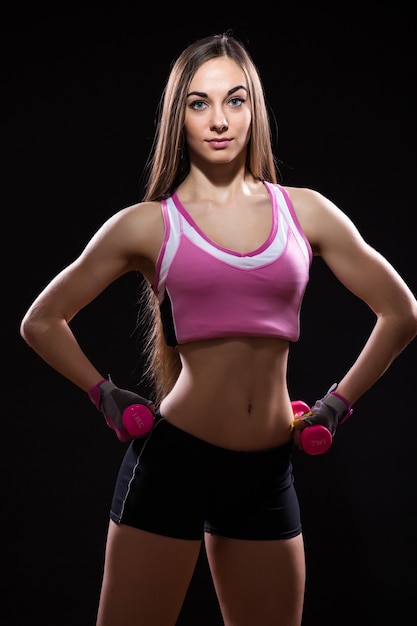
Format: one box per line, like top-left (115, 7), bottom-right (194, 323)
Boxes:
top-left (184, 57), bottom-right (252, 166)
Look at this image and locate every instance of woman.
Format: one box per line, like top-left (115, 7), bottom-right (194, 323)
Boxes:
top-left (20, 33), bottom-right (417, 626)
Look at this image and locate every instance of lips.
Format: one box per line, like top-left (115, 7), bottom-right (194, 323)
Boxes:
top-left (208, 138), bottom-right (231, 149)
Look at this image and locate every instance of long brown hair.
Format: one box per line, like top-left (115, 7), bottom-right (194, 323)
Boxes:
top-left (139, 32), bottom-right (280, 405)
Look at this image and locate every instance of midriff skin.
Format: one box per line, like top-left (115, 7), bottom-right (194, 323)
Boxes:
top-left (159, 336), bottom-right (294, 451)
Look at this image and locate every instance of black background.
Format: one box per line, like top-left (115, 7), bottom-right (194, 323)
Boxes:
top-left (4, 5), bottom-right (417, 625)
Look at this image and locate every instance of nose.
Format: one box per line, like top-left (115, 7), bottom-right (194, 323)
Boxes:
top-left (210, 108), bottom-right (228, 133)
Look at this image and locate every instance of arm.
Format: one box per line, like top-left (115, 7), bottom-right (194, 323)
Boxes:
top-left (287, 186), bottom-right (417, 406)
top-left (20, 201), bottom-right (162, 392)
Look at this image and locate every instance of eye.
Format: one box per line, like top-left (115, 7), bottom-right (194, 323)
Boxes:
top-left (229, 97), bottom-right (245, 108)
top-left (189, 100), bottom-right (207, 111)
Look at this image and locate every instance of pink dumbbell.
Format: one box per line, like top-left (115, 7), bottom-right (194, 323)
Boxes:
top-left (120, 404), bottom-right (155, 438)
top-left (291, 400), bottom-right (332, 455)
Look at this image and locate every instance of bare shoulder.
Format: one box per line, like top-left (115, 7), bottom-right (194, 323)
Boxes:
top-left (284, 185), bottom-right (339, 219)
top-left (80, 199), bottom-right (165, 280)
top-left (283, 185), bottom-right (361, 253)
top-left (94, 200), bottom-right (163, 247)
top-left (107, 200), bottom-right (163, 229)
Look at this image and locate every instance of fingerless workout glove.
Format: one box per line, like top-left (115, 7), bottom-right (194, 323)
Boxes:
top-left (303, 384), bottom-right (353, 436)
top-left (88, 379), bottom-right (155, 442)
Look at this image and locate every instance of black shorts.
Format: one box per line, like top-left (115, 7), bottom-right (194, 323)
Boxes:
top-left (110, 412), bottom-right (302, 541)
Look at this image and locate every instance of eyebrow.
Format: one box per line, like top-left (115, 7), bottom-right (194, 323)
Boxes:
top-left (186, 85), bottom-right (248, 98)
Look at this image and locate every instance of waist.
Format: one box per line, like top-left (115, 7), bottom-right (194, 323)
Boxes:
top-left (159, 337), bottom-right (294, 450)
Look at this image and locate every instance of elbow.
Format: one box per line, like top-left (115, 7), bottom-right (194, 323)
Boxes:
top-left (402, 299), bottom-right (417, 345)
top-left (411, 313), bottom-right (417, 342)
top-left (20, 311), bottom-right (34, 345)
top-left (381, 298), bottom-right (417, 351)
top-left (20, 307), bottom-right (43, 347)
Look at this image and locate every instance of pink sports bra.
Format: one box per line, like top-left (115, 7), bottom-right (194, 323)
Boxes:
top-left (153, 182), bottom-right (312, 346)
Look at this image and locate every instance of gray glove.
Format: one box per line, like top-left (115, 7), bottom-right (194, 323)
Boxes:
top-left (303, 384), bottom-right (353, 436)
top-left (89, 379), bottom-right (155, 442)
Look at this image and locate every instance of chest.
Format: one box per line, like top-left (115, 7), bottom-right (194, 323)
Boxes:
top-left (180, 197), bottom-right (273, 255)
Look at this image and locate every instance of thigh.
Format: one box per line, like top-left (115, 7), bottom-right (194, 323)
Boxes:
top-left (205, 532), bottom-right (305, 626)
top-left (96, 521), bottom-right (202, 626)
